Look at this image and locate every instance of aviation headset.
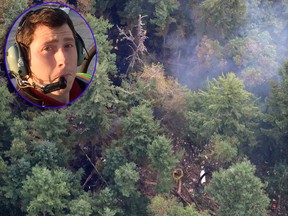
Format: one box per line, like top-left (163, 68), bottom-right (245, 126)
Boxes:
top-left (6, 5), bottom-right (86, 82)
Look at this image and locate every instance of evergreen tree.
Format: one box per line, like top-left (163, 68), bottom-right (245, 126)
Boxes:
top-left (21, 166), bottom-right (70, 215)
top-left (102, 146), bottom-right (128, 179)
top-left (68, 194), bottom-right (92, 216)
top-left (266, 162), bottom-right (288, 211)
top-left (210, 134), bottom-right (238, 163)
top-left (148, 0), bottom-right (179, 54)
top-left (119, 105), bottom-right (160, 163)
top-left (89, 188), bottom-right (122, 216)
top-left (265, 62), bottom-right (288, 159)
top-left (0, 0), bottom-right (28, 59)
top-left (147, 135), bottom-right (178, 172)
top-left (21, 166), bottom-right (84, 216)
top-left (114, 162), bottom-right (139, 198)
top-left (66, 14), bottom-right (117, 143)
top-left (31, 110), bottom-right (70, 144)
top-left (148, 194), bottom-right (208, 216)
top-left (200, 0), bottom-right (247, 38)
top-left (206, 160), bottom-right (269, 216)
top-left (0, 83), bottom-right (13, 151)
top-left (185, 73), bottom-right (261, 152)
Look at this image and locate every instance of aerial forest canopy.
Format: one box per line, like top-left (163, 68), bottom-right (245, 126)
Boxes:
top-left (0, 0), bottom-right (288, 215)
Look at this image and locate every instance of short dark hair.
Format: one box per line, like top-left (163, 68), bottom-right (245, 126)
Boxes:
top-left (16, 7), bottom-right (77, 47)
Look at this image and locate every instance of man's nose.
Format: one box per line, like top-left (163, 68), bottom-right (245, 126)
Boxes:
top-left (55, 48), bottom-right (68, 67)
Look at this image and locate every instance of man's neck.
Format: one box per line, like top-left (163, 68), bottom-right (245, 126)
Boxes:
top-left (48, 91), bottom-right (70, 104)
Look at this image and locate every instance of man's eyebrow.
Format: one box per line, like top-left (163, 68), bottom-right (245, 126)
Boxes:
top-left (42, 37), bottom-right (75, 45)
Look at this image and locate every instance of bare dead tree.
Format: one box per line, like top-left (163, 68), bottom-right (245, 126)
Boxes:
top-left (117, 14), bottom-right (148, 71)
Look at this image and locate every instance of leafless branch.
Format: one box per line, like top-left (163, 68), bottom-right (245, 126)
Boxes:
top-left (117, 14), bottom-right (148, 71)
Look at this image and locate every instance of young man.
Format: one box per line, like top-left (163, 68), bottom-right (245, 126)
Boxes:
top-left (7, 6), bottom-right (92, 107)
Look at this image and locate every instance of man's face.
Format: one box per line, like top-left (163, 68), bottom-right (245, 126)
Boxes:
top-left (29, 23), bottom-right (78, 96)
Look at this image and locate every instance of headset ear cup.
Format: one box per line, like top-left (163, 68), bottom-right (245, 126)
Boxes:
top-left (6, 43), bottom-right (28, 79)
top-left (76, 33), bottom-right (85, 66)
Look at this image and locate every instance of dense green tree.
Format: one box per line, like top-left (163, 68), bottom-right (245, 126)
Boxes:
top-left (1, 158), bottom-right (32, 215)
top-left (265, 62), bottom-right (288, 159)
top-left (225, 31), bottom-right (278, 87)
top-left (0, 83), bottom-right (13, 150)
top-left (206, 160), bottom-right (269, 216)
top-left (168, 204), bottom-right (209, 216)
top-left (148, 194), bottom-right (178, 216)
top-left (148, 194), bottom-right (208, 216)
top-left (0, 156), bottom-right (8, 215)
top-left (21, 166), bottom-right (74, 215)
top-left (0, 85), bottom-right (12, 126)
top-left (68, 194), bottom-right (92, 216)
top-left (0, 0), bottom-right (28, 59)
top-left (185, 73), bottom-right (261, 151)
top-left (30, 140), bottom-right (69, 168)
top-left (31, 110), bottom-right (69, 144)
top-left (199, 0), bottom-right (247, 39)
top-left (119, 105), bottom-right (160, 162)
top-left (266, 162), bottom-right (288, 211)
top-left (102, 146), bottom-right (128, 179)
top-left (148, 0), bottom-right (179, 54)
top-left (147, 135), bottom-right (178, 171)
top-left (119, 0), bottom-right (149, 28)
top-left (210, 134), bottom-right (238, 163)
top-left (89, 188), bottom-right (122, 216)
top-left (85, 14), bottom-right (116, 74)
top-left (66, 15), bottom-right (117, 145)
top-left (114, 162), bottom-right (139, 197)
top-left (147, 135), bottom-right (179, 193)
top-left (121, 192), bottom-right (149, 216)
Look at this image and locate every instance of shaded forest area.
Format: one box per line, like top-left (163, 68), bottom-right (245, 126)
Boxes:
top-left (0, 0), bottom-right (288, 215)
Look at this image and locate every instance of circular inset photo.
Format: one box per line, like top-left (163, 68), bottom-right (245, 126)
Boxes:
top-left (4, 2), bottom-right (97, 108)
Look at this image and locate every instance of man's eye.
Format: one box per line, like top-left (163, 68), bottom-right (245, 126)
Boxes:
top-left (65, 44), bottom-right (74, 48)
top-left (42, 46), bottom-right (53, 52)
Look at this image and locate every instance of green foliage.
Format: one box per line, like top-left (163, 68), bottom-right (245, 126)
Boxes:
top-left (148, 194), bottom-right (208, 216)
top-left (206, 160), bottom-right (269, 216)
top-left (31, 110), bottom-right (69, 143)
top-left (148, 195), bottom-right (178, 216)
top-left (66, 58), bottom-right (117, 142)
top-left (68, 194), bottom-right (92, 216)
top-left (89, 188), bottom-right (122, 216)
top-left (185, 73), bottom-right (261, 150)
top-left (0, 85), bottom-right (12, 126)
top-left (226, 31), bottom-right (278, 86)
top-left (121, 192), bottom-right (149, 216)
top-left (114, 162), bottom-right (139, 197)
top-left (67, 15), bottom-right (117, 141)
top-left (21, 166), bottom-right (70, 215)
top-left (1, 158), bottom-right (32, 211)
top-left (4, 138), bottom-right (27, 160)
top-left (120, 105), bottom-right (160, 162)
top-left (119, 0), bottom-right (148, 27)
top-left (149, 0), bottom-right (179, 34)
top-left (30, 140), bottom-right (69, 168)
top-left (211, 134), bottom-right (238, 163)
top-left (85, 14), bottom-right (116, 73)
top-left (0, 0), bottom-right (28, 59)
top-left (200, 0), bottom-right (247, 38)
top-left (168, 204), bottom-right (209, 216)
top-left (267, 162), bottom-right (288, 196)
top-left (264, 61), bottom-right (288, 160)
top-left (102, 147), bottom-right (128, 179)
top-left (194, 36), bottom-right (225, 73)
top-left (154, 172), bottom-right (174, 194)
top-left (147, 135), bottom-right (178, 171)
